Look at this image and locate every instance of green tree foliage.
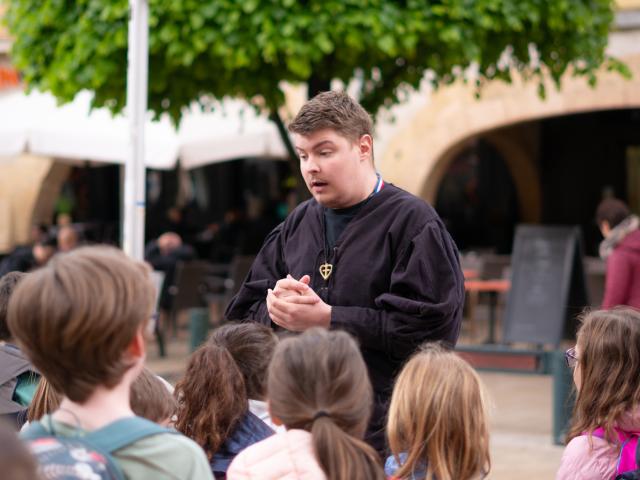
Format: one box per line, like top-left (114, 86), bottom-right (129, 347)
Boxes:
top-left (5, 0), bottom-right (627, 124)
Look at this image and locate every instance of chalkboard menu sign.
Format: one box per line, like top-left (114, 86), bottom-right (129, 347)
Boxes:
top-left (503, 225), bottom-right (588, 346)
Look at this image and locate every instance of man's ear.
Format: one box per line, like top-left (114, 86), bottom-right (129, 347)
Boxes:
top-left (358, 134), bottom-right (373, 163)
top-left (267, 400), bottom-right (284, 427)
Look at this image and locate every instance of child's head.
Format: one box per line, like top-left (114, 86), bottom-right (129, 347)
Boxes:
top-left (0, 271), bottom-right (26, 342)
top-left (568, 307), bottom-right (640, 443)
top-left (387, 343), bottom-right (490, 480)
top-left (0, 420), bottom-right (40, 480)
top-left (28, 370), bottom-right (177, 426)
top-left (268, 328), bottom-right (384, 480)
top-left (130, 368), bottom-right (177, 427)
top-left (174, 322), bottom-right (278, 458)
top-left (8, 246), bottom-right (155, 404)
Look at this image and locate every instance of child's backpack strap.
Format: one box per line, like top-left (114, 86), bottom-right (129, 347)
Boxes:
top-left (591, 427), bottom-right (640, 477)
top-left (82, 416), bottom-right (174, 453)
top-left (20, 420), bottom-right (51, 440)
top-left (22, 416), bottom-right (177, 480)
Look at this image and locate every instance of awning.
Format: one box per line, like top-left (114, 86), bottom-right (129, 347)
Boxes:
top-left (0, 90), bottom-right (288, 170)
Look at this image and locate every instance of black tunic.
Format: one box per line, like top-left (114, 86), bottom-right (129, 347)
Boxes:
top-left (225, 183), bottom-right (464, 450)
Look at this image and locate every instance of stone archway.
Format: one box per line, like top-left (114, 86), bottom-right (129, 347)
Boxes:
top-left (426, 123), bottom-right (542, 223)
top-left (379, 53), bottom-right (640, 213)
top-left (0, 154), bottom-right (67, 251)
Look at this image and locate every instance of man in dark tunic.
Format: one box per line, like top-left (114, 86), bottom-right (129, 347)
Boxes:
top-left (225, 91), bottom-right (464, 452)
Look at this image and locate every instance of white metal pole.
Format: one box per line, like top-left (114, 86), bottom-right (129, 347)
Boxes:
top-left (123, 0), bottom-right (149, 260)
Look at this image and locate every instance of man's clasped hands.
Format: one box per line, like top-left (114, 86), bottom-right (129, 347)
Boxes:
top-left (266, 274), bottom-right (331, 331)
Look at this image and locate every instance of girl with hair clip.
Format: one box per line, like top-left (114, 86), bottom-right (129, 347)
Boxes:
top-left (386, 343), bottom-right (491, 480)
top-left (174, 323), bottom-right (279, 479)
top-left (227, 327), bottom-right (385, 480)
top-left (557, 307), bottom-right (640, 480)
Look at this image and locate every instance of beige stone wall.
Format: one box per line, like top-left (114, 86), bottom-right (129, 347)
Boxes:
top-left (378, 53), bottom-right (640, 210)
top-left (0, 154), bottom-right (67, 253)
top-left (617, 0), bottom-right (640, 9)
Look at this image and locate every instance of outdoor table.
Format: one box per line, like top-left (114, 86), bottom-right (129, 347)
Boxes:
top-left (463, 268), bottom-right (480, 280)
top-left (464, 279), bottom-right (511, 344)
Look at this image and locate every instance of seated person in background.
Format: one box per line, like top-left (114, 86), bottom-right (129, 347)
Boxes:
top-left (0, 421), bottom-right (40, 480)
top-left (385, 343), bottom-right (491, 480)
top-left (145, 232), bottom-right (195, 312)
top-left (174, 323), bottom-right (279, 479)
top-left (56, 225), bottom-right (80, 253)
top-left (0, 238), bottom-right (56, 278)
top-left (596, 198), bottom-right (640, 309)
top-left (227, 328), bottom-right (385, 480)
top-left (8, 246), bottom-right (213, 479)
top-left (0, 272), bottom-right (38, 429)
top-left (26, 367), bottom-right (177, 429)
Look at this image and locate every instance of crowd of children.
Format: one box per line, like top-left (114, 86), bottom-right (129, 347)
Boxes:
top-left (1, 245), bottom-right (639, 479)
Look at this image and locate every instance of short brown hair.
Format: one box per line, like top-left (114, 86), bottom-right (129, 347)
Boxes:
top-left (0, 271), bottom-right (26, 341)
top-left (596, 198), bottom-right (630, 229)
top-left (288, 91), bottom-right (373, 143)
top-left (268, 328), bottom-right (385, 480)
top-left (130, 368), bottom-right (177, 424)
top-left (387, 343), bottom-right (491, 480)
top-left (7, 246), bottom-right (155, 403)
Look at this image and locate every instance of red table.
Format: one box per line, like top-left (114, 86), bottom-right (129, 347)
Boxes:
top-left (464, 279), bottom-right (511, 344)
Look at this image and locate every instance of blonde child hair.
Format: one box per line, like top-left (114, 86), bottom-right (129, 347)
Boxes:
top-left (387, 343), bottom-right (491, 480)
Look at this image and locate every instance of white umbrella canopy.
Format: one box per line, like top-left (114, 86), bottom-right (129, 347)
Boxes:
top-left (178, 102), bottom-right (288, 169)
top-left (0, 89), bottom-right (288, 169)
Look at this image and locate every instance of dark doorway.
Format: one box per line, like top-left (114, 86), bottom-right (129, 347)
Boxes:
top-left (54, 164), bottom-right (121, 244)
top-left (539, 108), bottom-right (640, 256)
top-left (435, 139), bottom-right (520, 253)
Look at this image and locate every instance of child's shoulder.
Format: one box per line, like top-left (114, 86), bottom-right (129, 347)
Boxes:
top-left (115, 430), bottom-right (213, 479)
top-left (556, 434), bottom-right (617, 480)
top-left (25, 416), bottom-right (213, 480)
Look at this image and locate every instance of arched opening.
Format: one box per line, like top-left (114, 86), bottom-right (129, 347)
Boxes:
top-left (435, 139), bottom-right (520, 253)
top-left (429, 108), bottom-right (640, 256)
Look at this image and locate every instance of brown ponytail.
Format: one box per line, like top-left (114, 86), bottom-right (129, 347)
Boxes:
top-left (174, 322), bottom-right (277, 459)
top-left (268, 328), bottom-right (385, 480)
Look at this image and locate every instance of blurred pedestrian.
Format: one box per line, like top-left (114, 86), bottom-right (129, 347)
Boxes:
top-left (0, 238), bottom-right (56, 278)
top-left (596, 198), bottom-right (640, 309)
top-left (56, 225), bottom-right (79, 253)
top-left (145, 232), bottom-right (195, 312)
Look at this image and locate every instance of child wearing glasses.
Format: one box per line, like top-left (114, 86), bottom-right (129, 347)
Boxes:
top-left (557, 307), bottom-right (640, 480)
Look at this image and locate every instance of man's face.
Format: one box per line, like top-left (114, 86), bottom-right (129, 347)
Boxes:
top-left (294, 129), bottom-right (373, 209)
